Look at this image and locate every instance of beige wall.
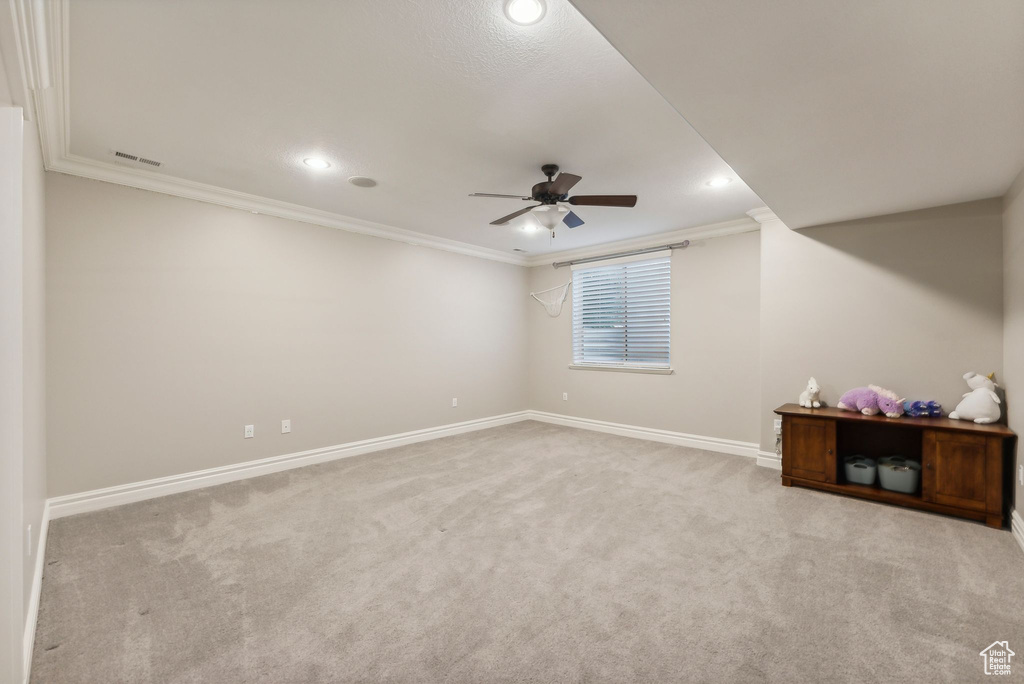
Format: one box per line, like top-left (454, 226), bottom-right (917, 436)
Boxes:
top-left (21, 117), bottom-right (45, 625)
top-left (758, 200), bottom-right (1005, 451)
top-left (0, 105), bottom-right (24, 684)
top-left (1004, 168), bottom-right (1024, 510)
top-left (41, 173), bottom-right (1019, 507)
top-left (0, 53), bottom-right (10, 103)
top-left (527, 231), bottom-right (761, 445)
top-left (0, 102), bottom-right (45, 679)
top-left (46, 174), bottom-right (529, 496)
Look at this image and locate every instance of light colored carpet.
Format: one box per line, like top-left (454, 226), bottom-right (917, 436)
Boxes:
top-left (31, 421), bottom-right (1024, 683)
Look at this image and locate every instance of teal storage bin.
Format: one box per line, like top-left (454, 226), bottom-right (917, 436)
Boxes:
top-left (843, 455), bottom-right (877, 485)
top-left (878, 456), bottom-right (921, 494)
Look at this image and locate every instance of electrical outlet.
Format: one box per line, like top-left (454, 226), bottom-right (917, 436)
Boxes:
top-left (26, 525), bottom-right (32, 557)
top-left (562, 392), bottom-right (568, 401)
top-left (281, 419), bottom-right (291, 434)
top-left (452, 398), bottom-right (458, 408)
top-left (773, 418), bottom-right (783, 434)
top-left (1019, 464), bottom-right (1023, 487)
top-left (244, 424), bottom-right (254, 439)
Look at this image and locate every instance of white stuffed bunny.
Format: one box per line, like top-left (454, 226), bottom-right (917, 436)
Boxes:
top-left (949, 372), bottom-right (1001, 424)
top-left (799, 377), bottom-right (821, 408)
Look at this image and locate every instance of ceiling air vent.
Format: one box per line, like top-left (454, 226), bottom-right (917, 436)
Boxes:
top-left (113, 150), bottom-right (162, 168)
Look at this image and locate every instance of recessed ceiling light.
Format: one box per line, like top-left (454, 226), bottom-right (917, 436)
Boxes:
top-left (504, 0), bottom-right (546, 25)
top-left (348, 176), bottom-right (377, 188)
top-left (303, 157), bottom-right (331, 170)
top-left (706, 177), bottom-right (732, 188)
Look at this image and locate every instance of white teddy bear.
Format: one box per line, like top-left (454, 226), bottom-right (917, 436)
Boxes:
top-left (949, 372), bottom-right (1001, 424)
top-left (799, 377), bottom-right (821, 408)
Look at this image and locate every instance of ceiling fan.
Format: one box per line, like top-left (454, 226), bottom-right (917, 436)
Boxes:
top-left (469, 164), bottom-right (637, 235)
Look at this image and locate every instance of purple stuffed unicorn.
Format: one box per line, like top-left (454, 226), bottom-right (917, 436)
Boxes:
top-left (837, 384), bottom-right (905, 418)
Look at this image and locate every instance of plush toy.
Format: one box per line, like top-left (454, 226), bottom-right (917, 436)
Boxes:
top-left (799, 377), bottom-right (821, 408)
top-left (902, 400), bottom-right (942, 418)
top-left (949, 372), bottom-right (1001, 424)
top-left (837, 385), bottom-right (905, 418)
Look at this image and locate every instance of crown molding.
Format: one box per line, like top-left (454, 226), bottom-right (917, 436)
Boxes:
top-left (745, 206), bottom-right (780, 224)
top-left (523, 215), bottom-right (760, 267)
top-left (26, 0), bottom-right (66, 165)
top-left (0, 0), bottom-right (41, 117)
top-left (48, 153), bottom-right (531, 266)
top-left (20, 0), bottom-right (760, 270)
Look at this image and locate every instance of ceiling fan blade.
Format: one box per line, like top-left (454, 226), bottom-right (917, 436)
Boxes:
top-left (469, 193), bottom-right (532, 200)
top-left (490, 205), bottom-right (539, 225)
top-left (548, 173), bottom-right (582, 196)
top-left (563, 211), bottom-right (585, 229)
top-left (567, 195), bottom-right (637, 207)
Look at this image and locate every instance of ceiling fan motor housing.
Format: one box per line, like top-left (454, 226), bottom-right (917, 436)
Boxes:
top-left (531, 181), bottom-right (566, 204)
top-left (533, 164), bottom-right (569, 203)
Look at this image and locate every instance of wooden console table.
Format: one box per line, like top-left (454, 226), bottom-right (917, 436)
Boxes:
top-left (775, 404), bottom-right (1016, 528)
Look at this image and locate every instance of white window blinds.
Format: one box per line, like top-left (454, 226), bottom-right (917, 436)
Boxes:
top-left (571, 254), bottom-right (671, 368)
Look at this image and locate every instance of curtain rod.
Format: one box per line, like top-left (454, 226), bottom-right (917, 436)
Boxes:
top-left (551, 240), bottom-right (690, 269)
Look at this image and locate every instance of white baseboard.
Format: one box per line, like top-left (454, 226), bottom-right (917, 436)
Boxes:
top-left (23, 500), bottom-right (49, 684)
top-left (48, 411), bottom-right (531, 519)
top-left (525, 410), bottom-right (759, 459)
top-left (756, 450), bottom-right (783, 470)
top-left (1012, 509), bottom-right (1024, 557)
top-left (48, 410), bottom-right (761, 521)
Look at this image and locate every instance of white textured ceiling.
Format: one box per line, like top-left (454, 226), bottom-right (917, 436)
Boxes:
top-left (570, 0), bottom-right (1024, 229)
top-left (67, 0), bottom-right (763, 256)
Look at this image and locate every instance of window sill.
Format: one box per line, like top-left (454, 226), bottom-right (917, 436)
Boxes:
top-left (568, 364), bottom-right (674, 375)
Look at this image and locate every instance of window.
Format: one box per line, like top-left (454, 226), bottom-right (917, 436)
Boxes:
top-left (571, 253), bottom-right (671, 371)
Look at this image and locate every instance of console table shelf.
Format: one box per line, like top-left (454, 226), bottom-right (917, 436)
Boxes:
top-left (774, 404), bottom-right (1016, 528)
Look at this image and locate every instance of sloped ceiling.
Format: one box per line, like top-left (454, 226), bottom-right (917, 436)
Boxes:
top-left (571, 0), bottom-right (1024, 228)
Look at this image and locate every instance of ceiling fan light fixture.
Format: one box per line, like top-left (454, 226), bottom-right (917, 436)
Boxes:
top-left (532, 204), bottom-right (567, 231)
top-left (706, 176), bottom-right (732, 187)
top-left (504, 0), bottom-right (546, 25)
